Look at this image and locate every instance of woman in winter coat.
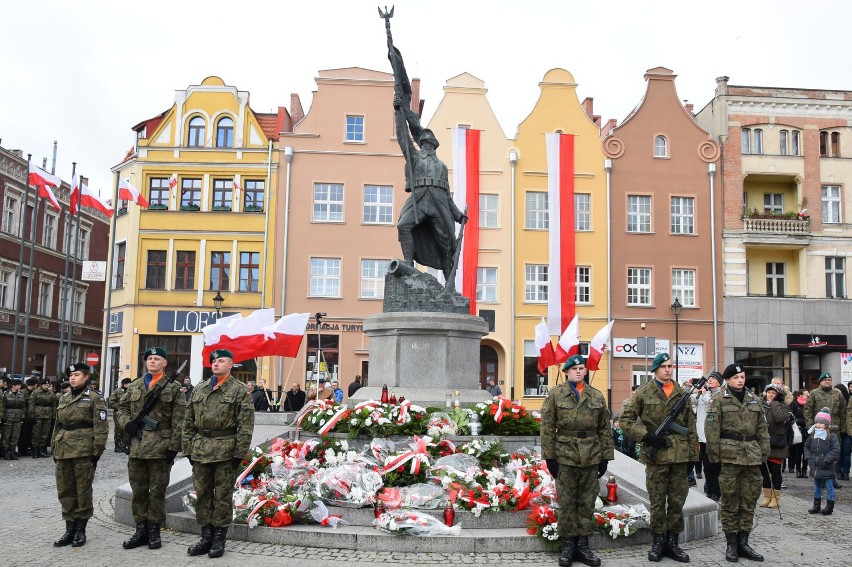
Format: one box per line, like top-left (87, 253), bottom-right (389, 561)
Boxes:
top-left (758, 384), bottom-right (788, 509)
top-left (789, 390), bottom-right (808, 477)
top-left (804, 408), bottom-right (841, 515)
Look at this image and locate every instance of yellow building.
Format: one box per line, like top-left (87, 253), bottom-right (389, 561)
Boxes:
top-left (514, 69), bottom-right (610, 409)
top-left (107, 76), bottom-right (281, 391)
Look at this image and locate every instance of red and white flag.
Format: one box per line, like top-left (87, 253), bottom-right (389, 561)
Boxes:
top-left (201, 308), bottom-right (309, 367)
top-left (535, 318), bottom-right (557, 374)
top-left (168, 174), bottom-right (178, 192)
top-left (554, 314), bottom-right (579, 363)
top-left (233, 178), bottom-right (242, 196)
top-left (451, 127), bottom-right (481, 315)
top-left (71, 176), bottom-right (114, 217)
top-left (118, 178), bottom-right (149, 208)
top-left (586, 320), bottom-right (614, 371)
top-left (28, 163), bottom-right (61, 211)
top-left (545, 133), bottom-right (576, 335)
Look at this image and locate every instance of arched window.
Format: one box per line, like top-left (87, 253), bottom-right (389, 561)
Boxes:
top-left (741, 128), bottom-right (751, 154)
top-left (654, 135), bottom-right (668, 158)
top-left (187, 116), bottom-right (205, 147)
top-left (780, 130), bottom-right (788, 155)
top-left (216, 117), bottom-right (234, 148)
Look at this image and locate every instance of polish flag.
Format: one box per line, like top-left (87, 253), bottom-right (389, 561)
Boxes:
top-left (586, 320), bottom-right (614, 371)
top-left (201, 308), bottom-right (309, 367)
top-left (545, 133), bottom-right (576, 335)
top-left (28, 163), bottom-right (61, 211)
top-left (118, 178), bottom-right (149, 208)
top-left (535, 318), bottom-right (557, 374)
top-left (451, 127), bottom-right (481, 314)
top-left (554, 314), bottom-right (580, 363)
top-left (168, 174), bottom-right (178, 192)
top-left (233, 178), bottom-right (242, 196)
top-left (70, 176), bottom-right (114, 217)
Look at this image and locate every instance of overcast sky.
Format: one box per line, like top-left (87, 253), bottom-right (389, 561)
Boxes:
top-left (3, 0), bottom-right (850, 195)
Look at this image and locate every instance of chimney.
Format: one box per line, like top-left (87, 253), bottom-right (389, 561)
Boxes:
top-left (290, 93), bottom-right (305, 125)
top-left (601, 119), bottom-right (618, 138)
top-left (276, 106), bottom-right (292, 134)
top-left (410, 77), bottom-right (421, 116)
top-left (715, 76), bottom-right (729, 97)
top-left (581, 97), bottom-right (594, 120)
top-left (684, 102), bottom-right (694, 116)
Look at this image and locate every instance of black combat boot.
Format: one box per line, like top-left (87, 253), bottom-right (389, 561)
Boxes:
top-left (648, 532), bottom-right (667, 562)
top-left (32, 447), bottom-right (40, 459)
top-left (736, 532), bottom-right (763, 561)
top-left (808, 498), bottom-right (822, 514)
top-left (72, 519), bottom-right (87, 547)
top-left (665, 531), bottom-right (690, 562)
top-left (122, 521), bottom-right (149, 549)
top-left (208, 526), bottom-right (228, 558)
top-left (1, 448), bottom-right (7, 461)
top-left (9, 449), bottom-right (18, 460)
top-left (114, 442), bottom-right (122, 453)
top-left (54, 521), bottom-right (76, 547)
top-left (187, 525), bottom-right (214, 556)
top-left (724, 532), bottom-right (738, 562)
top-left (39, 446), bottom-right (49, 457)
top-left (574, 536), bottom-right (601, 566)
top-left (821, 500), bottom-right (835, 515)
top-left (148, 522), bottom-right (162, 549)
top-left (558, 537), bottom-right (576, 567)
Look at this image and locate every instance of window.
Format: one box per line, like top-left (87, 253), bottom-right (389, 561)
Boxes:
top-left (313, 183), bottom-right (344, 222)
top-left (346, 115), bottom-right (365, 142)
top-left (37, 279), bottom-right (53, 317)
top-left (0, 268), bottom-right (14, 309)
top-left (741, 128), bottom-right (751, 154)
top-left (210, 251), bottom-right (230, 291)
top-left (212, 179), bottom-right (233, 210)
top-left (243, 180), bottom-right (264, 211)
top-left (360, 259), bottom-right (390, 299)
top-left (43, 212), bottom-right (57, 248)
top-left (149, 178), bottom-right (170, 208)
top-left (310, 258), bottom-right (341, 297)
top-left (671, 197), bottom-right (695, 234)
top-left (654, 135), bottom-right (668, 158)
top-left (181, 178), bottom-right (202, 208)
top-left (575, 266), bottom-right (590, 304)
top-left (766, 262), bottom-right (785, 297)
top-left (627, 195), bottom-right (652, 233)
top-left (672, 269), bottom-right (696, 308)
top-left (753, 129), bottom-right (763, 154)
top-left (73, 289), bottom-right (86, 323)
top-left (832, 132), bottom-right (841, 157)
top-left (792, 130), bottom-right (800, 156)
top-left (363, 185), bottom-right (393, 224)
top-left (780, 130), bottom-right (788, 155)
top-left (216, 117), bottom-right (234, 148)
top-left (145, 250), bottom-right (167, 289)
top-left (822, 185), bottom-right (841, 224)
top-left (820, 131), bottom-right (841, 157)
top-left (113, 242), bottom-right (126, 289)
top-left (826, 257), bottom-right (846, 299)
top-left (175, 251), bottom-right (196, 290)
top-left (523, 340), bottom-right (549, 396)
top-left (820, 132), bottom-right (828, 157)
top-left (525, 192), bottom-right (548, 229)
top-left (187, 116), bottom-right (205, 147)
top-left (764, 193), bottom-right (783, 214)
top-left (575, 193), bottom-right (590, 231)
top-left (480, 194), bottom-right (498, 228)
top-left (77, 227), bottom-right (90, 260)
top-left (476, 267), bottom-right (498, 303)
top-left (627, 267), bottom-right (652, 306)
top-left (239, 252), bottom-right (260, 292)
top-left (524, 264), bottom-right (548, 302)
top-left (3, 194), bottom-right (20, 235)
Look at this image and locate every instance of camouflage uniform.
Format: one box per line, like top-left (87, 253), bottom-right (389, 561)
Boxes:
top-left (541, 380), bottom-right (613, 538)
top-left (108, 384), bottom-right (128, 448)
top-left (29, 386), bottom-right (58, 454)
top-left (53, 385), bottom-right (109, 521)
top-left (1, 389), bottom-right (27, 458)
top-left (182, 374), bottom-right (254, 528)
top-left (116, 375), bottom-right (186, 525)
top-left (804, 385), bottom-right (846, 433)
top-left (620, 380), bottom-right (698, 534)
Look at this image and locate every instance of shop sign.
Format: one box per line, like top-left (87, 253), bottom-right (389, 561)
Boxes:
top-left (612, 338), bottom-right (671, 358)
top-left (157, 310), bottom-right (236, 333)
top-left (787, 334), bottom-right (847, 351)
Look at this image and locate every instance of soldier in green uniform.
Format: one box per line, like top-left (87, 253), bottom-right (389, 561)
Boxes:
top-left (804, 373), bottom-right (846, 437)
top-left (704, 363), bottom-right (768, 562)
top-left (52, 363), bottom-right (108, 548)
top-left (117, 347), bottom-right (186, 550)
top-left (109, 377), bottom-right (131, 452)
top-left (29, 378), bottom-right (57, 458)
top-left (1, 378), bottom-right (26, 460)
top-left (183, 349), bottom-right (254, 559)
top-left (620, 353), bottom-right (697, 563)
top-left (541, 354), bottom-right (613, 567)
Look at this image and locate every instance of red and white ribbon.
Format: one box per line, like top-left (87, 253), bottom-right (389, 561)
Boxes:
top-left (234, 455), bottom-right (263, 488)
top-left (511, 399), bottom-right (522, 414)
top-left (293, 399), bottom-right (334, 428)
top-left (435, 439), bottom-right (456, 454)
top-left (317, 404), bottom-right (349, 436)
top-left (396, 399), bottom-right (411, 424)
top-left (353, 400), bottom-right (380, 411)
top-left (494, 396), bottom-right (506, 423)
top-left (381, 435), bottom-right (432, 476)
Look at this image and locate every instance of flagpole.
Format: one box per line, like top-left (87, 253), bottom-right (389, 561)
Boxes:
top-left (66, 175), bottom-right (84, 365)
top-left (101, 171), bottom-right (120, 396)
top-left (20, 165), bottom-right (44, 376)
top-left (57, 163), bottom-right (77, 373)
top-left (10, 154), bottom-right (34, 378)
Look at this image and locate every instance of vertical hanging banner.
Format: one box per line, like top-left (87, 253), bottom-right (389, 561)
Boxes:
top-left (545, 133), bottom-right (576, 335)
top-left (451, 127), bottom-right (481, 315)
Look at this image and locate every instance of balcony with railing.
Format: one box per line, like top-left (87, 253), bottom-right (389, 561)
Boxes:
top-left (740, 210), bottom-right (811, 246)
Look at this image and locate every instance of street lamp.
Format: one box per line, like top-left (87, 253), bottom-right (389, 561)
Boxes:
top-left (213, 290), bottom-right (225, 318)
top-left (671, 297), bottom-right (682, 383)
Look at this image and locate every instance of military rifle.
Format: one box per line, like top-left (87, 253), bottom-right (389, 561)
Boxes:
top-left (642, 373), bottom-right (709, 463)
top-left (118, 360), bottom-right (187, 455)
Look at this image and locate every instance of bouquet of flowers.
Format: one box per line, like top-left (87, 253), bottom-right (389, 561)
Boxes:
top-left (426, 412), bottom-right (458, 438)
top-left (375, 509), bottom-right (462, 536)
top-left (593, 498), bottom-right (650, 539)
top-left (459, 438), bottom-right (506, 469)
top-left (472, 397), bottom-right (541, 436)
top-left (313, 464), bottom-right (384, 508)
top-left (526, 504), bottom-right (560, 551)
top-left (398, 483), bottom-right (449, 510)
top-left (429, 453), bottom-right (481, 489)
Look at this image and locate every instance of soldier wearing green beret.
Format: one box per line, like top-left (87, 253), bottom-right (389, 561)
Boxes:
top-left (620, 352), bottom-right (697, 563)
top-left (29, 378), bottom-right (57, 458)
top-left (52, 363), bottom-right (108, 548)
top-left (183, 349), bottom-right (254, 559)
top-left (1, 378), bottom-right (26, 460)
top-left (704, 363), bottom-right (768, 562)
top-left (541, 354), bottom-right (613, 567)
top-left (117, 347), bottom-right (186, 550)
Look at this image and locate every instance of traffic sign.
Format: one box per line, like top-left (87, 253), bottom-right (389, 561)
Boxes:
top-left (86, 352), bottom-right (100, 366)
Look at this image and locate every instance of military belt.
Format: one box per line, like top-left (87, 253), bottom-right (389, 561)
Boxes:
top-left (563, 430), bottom-right (593, 438)
top-left (720, 432), bottom-right (756, 441)
top-left (411, 177), bottom-right (449, 190)
top-left (58, 422), bottom-right (93, 431)
top-left (200, 428), bottom-right (237, 438)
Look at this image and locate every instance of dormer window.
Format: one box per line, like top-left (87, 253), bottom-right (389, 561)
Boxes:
top-left (188, 116), bottom-right (205, 147)
top-left (216, 117), bottom-right (234, 148)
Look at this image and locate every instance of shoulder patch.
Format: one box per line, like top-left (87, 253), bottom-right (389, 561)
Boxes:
top-left (98, 409), bottom-right (107, 421)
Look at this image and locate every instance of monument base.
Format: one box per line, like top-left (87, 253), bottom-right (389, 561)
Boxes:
top-left (348, 386), bottom-right (491, 409)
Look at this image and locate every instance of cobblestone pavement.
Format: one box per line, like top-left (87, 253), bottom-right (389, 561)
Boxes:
top-left (2, 427), bottom-right (851, 566)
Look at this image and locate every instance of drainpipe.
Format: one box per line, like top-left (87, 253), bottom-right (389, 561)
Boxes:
top-left (277, 146), bottom-right (294, 394)
top-left (604, 158), bottom-right (613, 413)
top-left (709, 162), bottom-right (719, 368)
top-left (509, 149), bottom-right (518, 400)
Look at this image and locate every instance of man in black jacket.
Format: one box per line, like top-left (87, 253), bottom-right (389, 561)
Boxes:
top-left (284, 383), bottom-right (306, 412)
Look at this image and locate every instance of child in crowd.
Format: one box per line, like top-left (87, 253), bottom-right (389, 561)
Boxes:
top-left (804, 407), bottom-right (840, 515)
